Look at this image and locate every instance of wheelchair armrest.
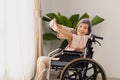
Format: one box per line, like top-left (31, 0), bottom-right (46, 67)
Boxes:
top-left (48, 48), bottom-right (63, 57)
top-left (63, 50), bottom-right (84, 54)
top-left (63, 50), bottom-right (84, 56)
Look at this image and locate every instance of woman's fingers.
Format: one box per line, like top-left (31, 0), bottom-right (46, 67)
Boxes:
top-left (51, 58), bottom-right (60, 60)
top-left (49, 18), bottom-right (57, 31)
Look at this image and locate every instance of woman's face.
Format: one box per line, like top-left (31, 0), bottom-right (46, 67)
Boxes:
top-left (77, 23), bottom-right (89, 36)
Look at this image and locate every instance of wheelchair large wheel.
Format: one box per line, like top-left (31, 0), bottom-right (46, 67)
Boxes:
top-left (60, 58), bottom-right (106, 80)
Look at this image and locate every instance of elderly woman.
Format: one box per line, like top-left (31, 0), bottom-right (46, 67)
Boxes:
top-left (34, 18), bottom-right (92, 80)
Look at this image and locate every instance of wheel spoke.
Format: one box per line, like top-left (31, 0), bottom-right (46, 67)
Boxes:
top-left (85, 69), bottom-right (101, 80)
top-left (64, 71), bottom-right (77, 79)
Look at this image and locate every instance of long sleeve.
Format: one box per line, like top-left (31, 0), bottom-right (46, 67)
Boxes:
top-left (57, 25), bottom-right (76, 39)
top-left (65, 35), bottom-right (88, 51)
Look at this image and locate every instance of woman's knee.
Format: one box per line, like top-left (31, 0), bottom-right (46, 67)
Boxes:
top-left (37, 56), bottom-right (50, 66)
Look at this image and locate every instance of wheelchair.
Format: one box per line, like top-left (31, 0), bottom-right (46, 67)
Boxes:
top-left (47, 34), bottom-right (106, 80)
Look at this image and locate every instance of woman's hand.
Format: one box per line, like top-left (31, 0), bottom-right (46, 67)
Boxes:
top-left (49, 18), bottom-right (57, 31)
top-left (51, 57), bottom-right (60, 60)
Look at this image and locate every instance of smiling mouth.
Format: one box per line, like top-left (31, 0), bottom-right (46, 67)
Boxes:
top-left (79, 31), bottom-right (84, 34)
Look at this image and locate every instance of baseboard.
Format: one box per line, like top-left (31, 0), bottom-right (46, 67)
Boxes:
top-left (107, 78), bottom-right (120, 80)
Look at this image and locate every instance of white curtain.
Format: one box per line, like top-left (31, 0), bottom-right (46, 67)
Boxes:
top-left (0, 0), bottom-right (35, 80)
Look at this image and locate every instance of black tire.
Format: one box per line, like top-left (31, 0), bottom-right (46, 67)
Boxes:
top-left (60, 58), bottom-right (106, 80)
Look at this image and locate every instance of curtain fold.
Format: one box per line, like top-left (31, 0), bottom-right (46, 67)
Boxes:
top-left (34, 0), bottom-right (43, 76)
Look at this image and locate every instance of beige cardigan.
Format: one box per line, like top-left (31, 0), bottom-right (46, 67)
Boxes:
top-left (49, 19), bottom-right (88, 51)
top-left (57, 25), bottom-right (88, 51)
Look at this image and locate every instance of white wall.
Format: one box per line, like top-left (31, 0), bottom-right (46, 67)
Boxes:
top-left (41, 0), bottom-right (120, 78)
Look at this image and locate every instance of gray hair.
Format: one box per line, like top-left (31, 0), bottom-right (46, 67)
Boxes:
top-left (76, 18), bottom-right (92, 35)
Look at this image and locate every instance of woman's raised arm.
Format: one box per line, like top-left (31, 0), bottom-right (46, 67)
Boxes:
top-left (49, 19), bottom-right (73, 42)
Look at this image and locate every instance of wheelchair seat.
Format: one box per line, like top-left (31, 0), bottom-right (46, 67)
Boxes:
top-left (51, 50), bottom-right (84, 68)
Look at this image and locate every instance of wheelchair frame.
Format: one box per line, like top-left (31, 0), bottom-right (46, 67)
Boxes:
top-left (47, 34), bottom-right (106, 80)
